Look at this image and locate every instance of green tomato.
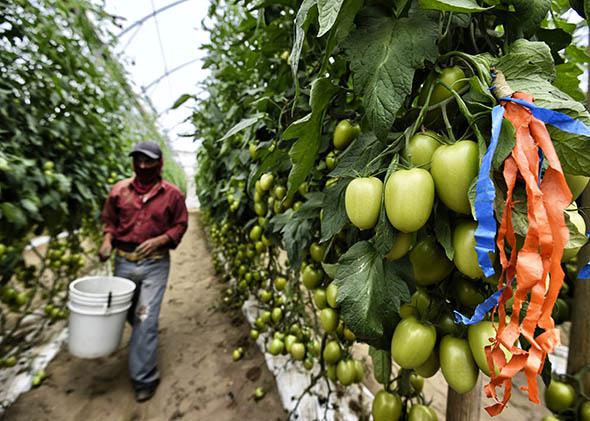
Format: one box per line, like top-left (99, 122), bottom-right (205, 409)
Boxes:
top-left (410, 236), bottom-right (453, 286)
top-left (290, 342), bottom-right (306, 361)
top-left (302, 265), bottom-right (323, 289)
top-left (415, 349), bottom-right (440, 378)
top-left (260, 173), bottom-right (274, 191)
top-left (386, 232), bottom-right (413, 261)
top-left (565, 173), bottom-right (589, 201)
top-left (274, 276), bottom-right (287, 291)
top-left (333, 120), bottom-right (361, 150)
top-left (271, 307), bottom-right (283, 323)
top-left (467, 321), bottom-right (497, 376)
top-left (336, 360), bottom-right (356, 386)
top-left (249, 143), bottom-right (258, 159)
top-left (408, 404), bottom-right (438, 421)
top-left (310, 242), bottom-right (327, 263)
top-left (260, 310), bottom-right (271, 323)
top-left (372, 390), bottom-right (402, 421)
top-left (419, 66), bottom-right (468, 105)
top-left (400, 303), bottom-right (419, 319)
top-left (391, 316), bottom-right (437, 369)
top-left (404, 131), bottom-right (442, 170)
top-left (250, 329), bottom-right (260, 340)
top-left (353, 360), bottom-right (364, 382)
top-left (320, 308), bottom-right (339, 333)
top-left (430, 141), bottom-right (479, 215)
top-left (410, 373), bottom-right (425, 393)
top-left (268, 338), bottom-right (284, 355)
top-left (273, 185), bottom-right (286, 200)
top-left (326, 282), bottom-right (338, 309)
top-left (410, 289), bottom-right (432, 317)
top-left (437, 312), bottom-right (457, 336)
top-left (254, 202), bottom-right (266, 216)
top-left (343, 327), bottom-right (356, 342)
top-left (285, 334), bottom-right (297, 352)
top-left (254, 386), bottom-right (266, 400)
top-left (326, 151), bottom-right (336, 170)
top-left (385, 169), bottom-right (434, 233)
top-left (345, 177), bottom-right (383, 230)
top-left (453, 220), bottom-right (484, 279)
top-left (440, 335), bottom-right (479, 394)
top-left (452, 275), bottom-right (485, 307)
top-left (580, 401), bottom-right (590, 421)
top-left (232, 348), bottom-right (244, 361)
top-left (545, 380), bottom-right (576, 412)
top-left (313, 288), bottom-right (328, 309)
top-left (303, 358), bottom-right (314, 371)
top-left (327, 364), bottom-right (337, 381)
top-left (249, 225), bottom-right (262, 241)
top-left (323, 340), bottom-right (342, 365)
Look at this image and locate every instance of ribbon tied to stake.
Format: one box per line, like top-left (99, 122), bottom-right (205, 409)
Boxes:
top-left (469, 89), bottom-right (590, 416)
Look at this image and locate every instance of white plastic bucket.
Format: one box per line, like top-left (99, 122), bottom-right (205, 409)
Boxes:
top-left (67, 276), bottom-right (136, 359)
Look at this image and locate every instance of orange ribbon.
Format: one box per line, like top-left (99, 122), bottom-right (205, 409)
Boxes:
top-left (484, 92), bottom-right (571, 416)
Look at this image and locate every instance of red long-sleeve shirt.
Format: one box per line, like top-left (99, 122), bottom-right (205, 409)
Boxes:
top-left (101, 178), bottom-right (188, 249)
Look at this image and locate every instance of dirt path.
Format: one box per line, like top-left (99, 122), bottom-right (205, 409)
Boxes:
top-left (4, 212), bottom-right (286, 421)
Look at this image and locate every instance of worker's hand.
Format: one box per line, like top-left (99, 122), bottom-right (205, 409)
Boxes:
top-left (98, 239), bottom-right (112, 262)
top-left (136, 236), bottom-right (168, 258)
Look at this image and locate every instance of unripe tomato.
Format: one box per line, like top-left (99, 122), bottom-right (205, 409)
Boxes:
top-left (386, 232), bottom-right (412, 260)
top-left (290, 343), bottom-right (306, 361)
top-left (326, 151), bottom-right (336, 170)
top-left (453, 220), bottom-right (484, 279)
top-left (404, 131), bottom-right (442, 170)
top-left (313, 288), bottom-right (328, 309)
top-left (327, 364), bottom-right (337, 381)
top-left (343, 327), bottom-right (356, 342)
top-left (391, 316), bottom-right (437, 368)
top-left (545, 380), bottom-right (575, 412)
top-left (345, 177), bottom-right (383, 230)
top-left (268, 338), bottom-right (285, 355)
top-left (419, 66), bottom-right (468, 105)
top-left (249, 143), bottom-right (258, 159)
top-left (352, 360), bottom-right (364, 382)
top-left (303, 358), bottom-right (314, 371)
top-left (565, 173), bottom-right (589, 201)
top-left (580, 401), bottom-right (590, 421)
top-left (323, 340), bottom-right (342, 365)
top-left (249, 225), bottom-right (262, 241)
top-left (260, 173), bottom-right (274, 191)
top-left (302, 265), bottom-right (323, 289)
top-left (310, 242), bottom-right (327, 263)
top-left (440, 335), bottom-right (479, 394)
top-left (385, 169), bottom-right (434, 233)
top-left (320, 308), bottom-right (339, 333)
top-left (372, 390), bottom-right (402, 421)
top-left (326, 282), bottom-right (338, 308)
top-left (232, 348), bottom-right (244, 361)
top-left (271, 307), bottom-right (283, 323)
top-left (437, 312), bottom-right (457, 336)
top-left (333, 120), bottom-right (361, 150)
top-left (250, 329), bottom-right (260, 340)
top-left (410, 236), bottom-right (453, 286)
top-left (430, 141), bottom-right (479, 215)
top-left (408, 404), bottom-right (438, 421)
top-left (254, 202), bottom-right (266, 216)
top-left (415, 349), bottom-right (440, 378)
top-left (260, 310), bottom-right (271, 323)
top-left (273, 185), bottom-right (286, 200)
top-left (274, 276), bottom-right (287, 291)
top-left (452, 275), bottom-right (485, 307)
top-left (336, 360), bottom-right (356, 386)
top-left (410, 289), bottom-right (432, 317)
top-left (400, 303), bottom-right (419, 319)
top-left (285, 335), bottom-right (297, 352)
top-left (410, 373), bottom-right (424, 392)
top-left (467, 321), bottom-right (497, 376)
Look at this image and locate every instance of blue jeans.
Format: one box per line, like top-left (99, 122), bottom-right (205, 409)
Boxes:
top-left (114, 254), bottom-right (170, 389)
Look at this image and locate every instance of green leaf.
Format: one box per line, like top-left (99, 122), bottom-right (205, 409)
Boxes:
top-left (372, 199), bottom-right (395, 257)
top-left (329, 132), bottom-right (384, 177)
top-left (418, 0), bottom-right (491, 12)
top-left (322, 262), bottom-right (339, 278)
top-left (218, 114), bottom-right (265, 142)
top-left (554, 63), bottom-right (585, 102)
top-left (565, 211), bottom-right (588, 250)
top-left (505, 0), bottom-right (552, 39)
top-left (494, 39), bottom-right (556, 82)
top-left (369, 346), bottom-right (392, 385)
top-left (290, 0), bottom-right (317, 86)
top-left (320, 178), bottom-right (349, 242)
top-left (320, 0), bottom-right (363, 70)
top-left (334, 241), bottom-right (410, 350)
top-left (171, 93), bottom-right (192, 109)
top-left (393, 0), bottom-right (411, 16)
top-left (284, 78), bottom-right (340, 199)
top-left (317, 0), bottom-right (345, 37)
top-left (344, 10), bottom-right (439, 139)
top-left (270, 209), bottom-right (314, 268)
top-left (493, 119), bottom-right (516, 170)
top-left (434, 203), bottom-right (454, 260)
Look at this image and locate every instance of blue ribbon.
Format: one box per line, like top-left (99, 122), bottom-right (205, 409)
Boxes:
top-left (474, 105), bottom-right (505, 278)
top-left (454, 288), bottom-right (505, 325)
top-left (474, 97), bottom-right (590, 278)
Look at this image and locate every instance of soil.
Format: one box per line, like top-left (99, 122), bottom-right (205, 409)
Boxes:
top-left (3, 211), bottom-right (286, 421)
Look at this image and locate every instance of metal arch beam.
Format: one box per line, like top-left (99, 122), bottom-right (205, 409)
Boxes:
top-left (141, 57), bottom-right (201, 92)
top-left (117, 0), bottom-right (191, 38)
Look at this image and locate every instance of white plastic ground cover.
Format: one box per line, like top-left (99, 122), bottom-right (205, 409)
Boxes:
top-left (0, 264), bottom-right (111, 415)
top-left (242, 296), bottom-right (374, 420)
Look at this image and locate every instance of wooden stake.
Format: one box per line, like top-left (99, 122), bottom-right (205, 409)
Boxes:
top-left (445, 377), bottom-right (482, 421)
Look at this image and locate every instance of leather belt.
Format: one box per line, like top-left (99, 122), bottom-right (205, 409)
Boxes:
top-left (116, 249), bottom-right (168, 262)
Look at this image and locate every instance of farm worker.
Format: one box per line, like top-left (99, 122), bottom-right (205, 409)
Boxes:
top-left (98, 141), bottom-right (188, 402)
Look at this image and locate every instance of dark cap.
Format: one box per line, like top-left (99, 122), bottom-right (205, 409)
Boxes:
top-left (129, 141), bottom-right (162, 160)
